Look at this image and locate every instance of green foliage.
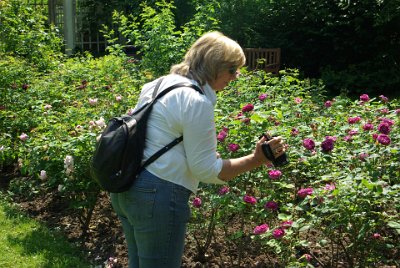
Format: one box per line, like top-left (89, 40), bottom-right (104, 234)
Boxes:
top-left (102, 0), bottom-right (220, 77)
top-left (0, 0), bottom-right (63, 71)
top-left (214, 0), bottom-right (400, 96)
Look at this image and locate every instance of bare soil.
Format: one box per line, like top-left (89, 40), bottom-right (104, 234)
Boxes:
top-left (1, 167), bottom-right (397, 268)
top-left (1, 167), bottom-right (280, 267)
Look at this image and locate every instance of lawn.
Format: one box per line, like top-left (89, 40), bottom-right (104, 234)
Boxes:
top-left (0, 195), bottom-right (90, 268)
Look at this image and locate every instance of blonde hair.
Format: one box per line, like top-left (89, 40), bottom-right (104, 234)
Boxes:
top-left (170, 31), bottom-right (245, 85)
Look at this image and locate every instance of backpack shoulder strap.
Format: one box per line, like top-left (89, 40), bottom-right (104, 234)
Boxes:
top-left (152, 82), bottom-right (203, 102)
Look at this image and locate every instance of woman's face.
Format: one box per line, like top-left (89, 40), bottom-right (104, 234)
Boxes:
top-left (209, 68), bottom-right (239, 91)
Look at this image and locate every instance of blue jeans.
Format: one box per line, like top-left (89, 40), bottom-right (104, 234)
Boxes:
top-left (110, 169), bottom-right (192, 268)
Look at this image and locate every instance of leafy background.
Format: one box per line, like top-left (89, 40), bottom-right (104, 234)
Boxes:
top-left (0, 0), bottom-right (399, 267)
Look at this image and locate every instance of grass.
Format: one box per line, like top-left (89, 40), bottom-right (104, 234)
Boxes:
top-left (0, 195), bottom-right (91, 268)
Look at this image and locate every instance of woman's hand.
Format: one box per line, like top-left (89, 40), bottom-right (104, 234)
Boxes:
top-left (255, 135), bottom-right (287, 163)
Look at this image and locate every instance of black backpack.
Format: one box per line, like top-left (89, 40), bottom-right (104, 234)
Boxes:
top-left (90, 78), bottom-right (203, 193)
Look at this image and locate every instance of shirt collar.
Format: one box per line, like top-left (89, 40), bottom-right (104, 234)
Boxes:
top-left (195, 81), bottom-right (217, 106)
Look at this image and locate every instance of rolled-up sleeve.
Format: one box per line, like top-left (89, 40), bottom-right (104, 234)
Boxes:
top-left (181, 94), bottom-right (225, 184)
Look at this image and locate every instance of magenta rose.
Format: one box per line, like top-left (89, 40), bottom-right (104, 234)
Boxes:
top-left (348, 116), bottom-right (361, 124)
top-left (253, 224), bottom-right (269, 235)
top-left (379, 118), bottom-right (394, 126)
top-left (242, 103), bottom-right (254, 112)
top-left (217, 130), bottom-right (228, 142)
top-left (303, 138), bottom-right (315, 150)
top-left (291, 128), bottom-right (299, 136)
top-left (192, 197), bottom-right (202, 208)
top-left (359, 152), bottom-right (369, 161)
top-left (218, 186), bottom-right (230, 195)
top-left (302, 254), bottom-right (312, 262)
top-left (243, 195), bottom-right (257, 205)
top-left (377, 122), bottom-right (391, 134)
top-left (321, 138), bottom-right (334, 152)
top-left (380, 108), bottom-right (389, 114)
top-left (377, 134), bottom-right (391, 145)
top-left (360, 94), bottom-right (370, 102)
top-left (362, 123), bottom-right (374, 131)
top-left (265, 201), bottom-right (279, 211)
top-left (268, 170), bottom-right (282, 180)
top-left (325, 136), bottom-right (337, 142)
top-left (297, 188), bottom-right (314, 198)
top-left (272, 228), bottom-right (285, 239)
top-left (324, 100), bottom-right (332, 108)
top-left (228, 143), bottom-right (240, 152)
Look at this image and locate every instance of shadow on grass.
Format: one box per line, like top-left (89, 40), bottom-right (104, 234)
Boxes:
top-left (2, 201), bottom-right (91, 268)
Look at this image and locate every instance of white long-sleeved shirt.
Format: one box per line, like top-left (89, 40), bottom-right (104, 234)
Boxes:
top-left (133, 74), bottom-right (225, 193)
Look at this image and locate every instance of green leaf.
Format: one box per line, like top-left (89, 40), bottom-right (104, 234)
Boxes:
top-left (387, 221), bottom-right (400, 234)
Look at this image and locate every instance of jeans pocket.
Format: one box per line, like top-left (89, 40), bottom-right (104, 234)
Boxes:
top-left (173, 186), bottom-right (191, 223)
top-left (124, 186), bottom-right (157, 220)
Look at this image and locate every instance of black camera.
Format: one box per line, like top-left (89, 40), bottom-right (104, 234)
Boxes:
top-left (260, 133), bottom-right (289, 167)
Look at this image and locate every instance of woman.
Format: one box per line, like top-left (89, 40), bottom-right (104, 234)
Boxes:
top-left (111, 31), bottom-right (285, 268)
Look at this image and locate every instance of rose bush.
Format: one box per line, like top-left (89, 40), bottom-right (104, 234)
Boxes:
top-left (1, 56), bottom-right (399, 266)
top-left (191, 70), bottom-right (399, 266)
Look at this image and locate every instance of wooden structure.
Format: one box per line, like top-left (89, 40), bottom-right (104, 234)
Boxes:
top-left (243, 48), bottom-right (281, 74)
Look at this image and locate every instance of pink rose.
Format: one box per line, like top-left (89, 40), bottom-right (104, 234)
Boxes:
top-left (379, 95), bottom-right (389, 103)
top-left (259, 93), bottom-right (267, 101)
top-left (19, 133), bottom-right (29, 141)
top-left (295, 97), bottom-right (303, 104)
top-left (89, 98), bottom-right (98, 105)
top-left (324, 183), bottom-right (335, 191)
top-left (359, 152), bottom-right (369, 161)
top-left (280, 220), bottom-right (293, 229)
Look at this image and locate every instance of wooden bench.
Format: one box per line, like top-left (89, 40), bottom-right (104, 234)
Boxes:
top-left (243, 48), bottom-right (281, 74)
